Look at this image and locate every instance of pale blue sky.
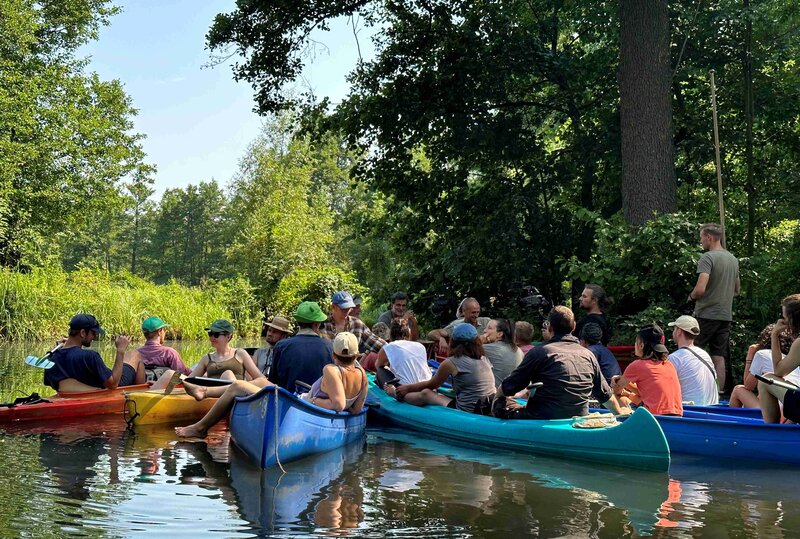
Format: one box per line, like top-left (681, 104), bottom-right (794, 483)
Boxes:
top-left (82, 1), bottom-right (374, 195)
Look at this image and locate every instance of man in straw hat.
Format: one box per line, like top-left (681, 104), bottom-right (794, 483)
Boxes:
top-left (252, 315), bottom-right (292, 378)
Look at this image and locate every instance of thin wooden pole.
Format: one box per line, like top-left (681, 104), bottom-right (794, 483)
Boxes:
top-left (710, 70), bottom-right (726, 248)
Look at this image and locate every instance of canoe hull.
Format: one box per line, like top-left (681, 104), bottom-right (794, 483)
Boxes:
top-left (368, 380), bottom-right (670, 472)
top-left (0, 384), bottom-right (149, 424)
top-left (124, 390), bottom-right (218, 426)
top-left (230, 386), bottom-right (366, 468)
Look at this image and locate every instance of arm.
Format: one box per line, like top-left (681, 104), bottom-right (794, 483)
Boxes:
top-left (395, 359), bottom-right (457, 398)
top-left (734, 276), bottom-right (741, 296)
top-left (601, 394), bottom-right (631, 415)
top-left (375, 348), bottom-right (389, 370)
top-left (189, 354), bottom-right (209, 377)
top-left (743, 344), bottom-right (759, 391)
top-left (406, 312), bottom-right (420, 341)
top-left (689, 272), bottom-right (710, 302)
top-left (316, 365), bottom-right (347, 412)
top-left (774, 330), bottom-right (800, 378)
top-left (104, 335), bottom-right (130, 389)
top-left (170, 350), bottom-right (192, 376)
top-left (348, 370), bottom-right (369, 415)
top-left (238, 348), bottom-right (264, 380)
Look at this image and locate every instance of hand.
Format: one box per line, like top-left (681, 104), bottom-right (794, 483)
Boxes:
top-left (114, 334), bottom-right (131, 351)
top-left (395, 385), bottom-right (410, 398)
top-left (437, 337), bottom-right (449, 355)
top-left (773, 319), bottom-right (787, 335)
top-left (403, 310), bottom-right (415, 320)
top-left (55, 337), bottom-right (67, 347)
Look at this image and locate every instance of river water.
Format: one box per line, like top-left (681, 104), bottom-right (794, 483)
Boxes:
top-left (0, 341), bottom-right (798, 537)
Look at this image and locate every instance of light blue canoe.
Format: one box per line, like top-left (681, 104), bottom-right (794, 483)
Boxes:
top-left (367, 379), bottom-right (670, 471)
top-left (230, 386), bottom-right (367, 468)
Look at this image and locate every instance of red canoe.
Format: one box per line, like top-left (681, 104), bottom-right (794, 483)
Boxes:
top-left (0, 384), bottom-right (149, 424)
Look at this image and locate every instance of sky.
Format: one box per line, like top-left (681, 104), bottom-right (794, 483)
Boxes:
top-left (82, 1), bottom-right (374, 196)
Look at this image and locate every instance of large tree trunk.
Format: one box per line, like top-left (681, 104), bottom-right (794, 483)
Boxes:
top-left (619, 0), bottom-right (676, 225)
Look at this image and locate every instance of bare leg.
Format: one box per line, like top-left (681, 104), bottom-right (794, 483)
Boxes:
top-left (150, 369), bottom-right (178, 390)
top-left (729, 385), bottom-right (759, 408)
top-left (220, 370), bottom-right (237, 382)
top-left (123, 351), bottom-right (147, 385)
top-left (182, 380), bottom-right (209, 401)
top-left (403, 388), bottom-right (453, 408)
top-left (759, 375), bottom-right (788, 424)
top-left (712, 355), bottom-right (726, 391)
top-left (176, 379), bottom-right (272, 438)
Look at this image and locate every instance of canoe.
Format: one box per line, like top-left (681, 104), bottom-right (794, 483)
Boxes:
top-left (229, 385), bottom-right (367, 468)
top-left (0, 384), bottom-right (149, 424)
top-left (367, 379), bottom-right (670, 471)
top-left (124, 389), bottom-right (218, 426)
top-left (683, 404), bottom-right (762, 419)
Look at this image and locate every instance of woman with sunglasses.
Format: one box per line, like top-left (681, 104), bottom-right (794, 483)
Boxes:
top-left (189, 319), bottom-right (262, 381)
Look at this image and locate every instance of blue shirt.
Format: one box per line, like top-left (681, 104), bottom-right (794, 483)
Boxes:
top-left (268, 331), bottom-right (333, 393)
top-left (588, 343), bottom-right (622, 383)
top-left (44, 346), bottom-right (112, 390)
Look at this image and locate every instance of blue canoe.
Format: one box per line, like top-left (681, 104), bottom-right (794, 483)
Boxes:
top-left (229, 386), bottom-right (367, 468)
top-left (367, 379), bottom-right (670, 471)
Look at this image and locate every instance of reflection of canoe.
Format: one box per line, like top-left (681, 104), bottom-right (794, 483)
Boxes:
top-left (229, 440), bottom-right (363, 530)
top-left (0, 384), bottom-right (149, 424)
top-left (368, 379), bottom-right (670, 471)
top-left (124, 389), bottom-right (217, 426)
top-left (374, 427), bottom-right (668, 536)
top-left (230, 386), bottom-right (367, 468)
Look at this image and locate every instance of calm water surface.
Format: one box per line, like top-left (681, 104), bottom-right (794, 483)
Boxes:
top-left (1, 342), bottom-right (798, 537)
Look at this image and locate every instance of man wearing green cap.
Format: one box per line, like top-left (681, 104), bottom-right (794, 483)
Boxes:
top-left (137, 316), bottom-right (191, 377)
top-left (269, 302), bottom-right (334, 392)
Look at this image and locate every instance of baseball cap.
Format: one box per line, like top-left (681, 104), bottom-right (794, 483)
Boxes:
top-left (579, 322), bottom-right (603, 344)
top-left (451, 323), bottom-right (478, 342)
top-left (352, 295), bottom-right (363, 306)
top-left (142, 316), bottom-right (170, 333)
top-left (205, 319), bottom-right (235, 334)
top-left (69, 314), bottom-right (105, 335)
top-left (638, 323), bottom-right (669, 354)
top-left (667, 315), bottom-right (700, 336)
top-left (331, 291), bottom-right (356, 309)
top-left (294, 301), bottom-right (328, 323)
top-left (333, 332), bottom-right (360, 358)
top-left (265, 315), bottom-right (292, 333)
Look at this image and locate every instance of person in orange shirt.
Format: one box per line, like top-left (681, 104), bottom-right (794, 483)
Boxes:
top-left (611, 323), bottom-right (683, 416)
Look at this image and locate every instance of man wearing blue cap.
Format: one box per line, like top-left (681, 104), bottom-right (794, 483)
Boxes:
top-left (44, 314), bottom-right (141, 392)
top-left (321, 291), bottom-right (386, 354)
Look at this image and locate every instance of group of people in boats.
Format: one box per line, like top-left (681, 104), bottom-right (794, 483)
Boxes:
top-left (41, 224), bottom-right (800, 430)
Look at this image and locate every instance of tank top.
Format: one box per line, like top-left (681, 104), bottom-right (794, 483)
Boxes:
top-left (204, 350), bottom-right (245, 380)
top-left (305, 365), bottom-right (366, 411)
top-left (449, 355), bottom-right (496, 413)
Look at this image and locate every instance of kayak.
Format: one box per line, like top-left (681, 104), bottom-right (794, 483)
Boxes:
top-left (229, 385), bottom-right (367, 468)
top-left (367, 379), bottom-right (670, 472)
top-left (124, 389), bottom-right (218, 426)
top-left (0, 384), bottom-right (149, 424)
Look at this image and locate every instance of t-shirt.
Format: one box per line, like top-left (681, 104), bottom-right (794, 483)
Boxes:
top-left (268, 331), bottom-right (334, 392)
top-left (137, 340), bottom-right (191, 375)
top-left (501, 334), bottom-right (613, 419)
top-left (750, 349), bottom-right (800, 386)
top-left (443, 317), bottom-right (490, 336)
top-left (253, 345), bottom-right (274, 376)
top-left (382, 340), bottom-right (432, 385)
top-left (587, 343), bottom-right (622, 383)
top-left (483, 341), bottom-right (523, 386)
top-left (574, 313), bottom-right (613, 346)
top-left (449, 355), bottom-right (496, 413)
top-left (668, 346), bottom-right (719, 405)
top-left (694, 249), bottom-right (739, 321)
top-left (44, 346), bottom-right (112, 390)
top-left (623, 359), bottom-right (683, 415)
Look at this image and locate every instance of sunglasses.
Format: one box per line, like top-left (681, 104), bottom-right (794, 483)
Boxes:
top-left (207, 331), bottom-right (230, 338)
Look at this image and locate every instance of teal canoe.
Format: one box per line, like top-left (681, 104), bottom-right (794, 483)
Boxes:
top-left (367, 379), bottom-right (670, 471)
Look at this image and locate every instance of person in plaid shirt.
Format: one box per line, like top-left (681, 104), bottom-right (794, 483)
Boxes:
top-left (321, 291), bottom-right (386, 354)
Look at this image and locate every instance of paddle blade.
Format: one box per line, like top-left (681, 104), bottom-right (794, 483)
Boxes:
top-left (25, 355), bottom-right (55, 369)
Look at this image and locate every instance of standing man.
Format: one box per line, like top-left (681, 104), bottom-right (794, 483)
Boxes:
top-left (574, 284), bottom-right (613, 346)
top-left (44, 314), bottom-right (138, 392)
top-left (321, 291), bottom-right (386, 354)
top-left (688, 223), bottom-right (740, 391)
top-left (667, 315), bottom-right (719, 405)
top-left (252, 315), bottom-right (292, 378)
top-left (377, 292), bottom-right (420, 341)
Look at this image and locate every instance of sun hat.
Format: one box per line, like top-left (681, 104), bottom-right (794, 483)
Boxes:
top-left (333, 332), bottom-right (360, 358)
top-left (265, 315), bottom-right (292, 333)
top-left (579, 322), bottom-right (603, 344)
top-left (331, 291), bottom-right (356, 309)
top-left (667, 315), bottom-right (701, 336)
top-left (638, 323), bottom-right (669, 354)
top-left (69, 314), bottom-right (105, 335)
top-left (294, 301), bottom-right (328, 323)
top-left (142, 316), bottom-right (170, 333)
top-left (205, 319), bottom-right (235, 334)
top-left (451, 323), bottom-right (478, 342)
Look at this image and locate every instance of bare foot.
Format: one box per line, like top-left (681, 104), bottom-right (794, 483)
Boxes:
top-left (175, 424), bottom-right (207, 438)
top-left (182, 381), bottom-right (207, 401)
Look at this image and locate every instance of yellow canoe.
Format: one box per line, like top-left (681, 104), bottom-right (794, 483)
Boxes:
top-left (124, 389), bottom-right (217, 426)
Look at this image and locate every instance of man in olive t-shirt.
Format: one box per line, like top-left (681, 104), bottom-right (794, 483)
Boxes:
top-left (687, 223), bottom-right (740, 391)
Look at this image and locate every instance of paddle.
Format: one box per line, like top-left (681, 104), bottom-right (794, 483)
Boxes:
top-left (755, 374), bottom-right (799, 391)
top-left (24, 343), bottom-right (63, 369)
top-left (183, 376), bottom-right (234, 387)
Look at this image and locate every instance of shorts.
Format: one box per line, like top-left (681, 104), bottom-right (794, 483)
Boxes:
top-left (694, 318), bottom-right (731, 358)
top-left (120, 363), bottom-right (137, 387)
top-left (783, 388), bottom-right (800, 423)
